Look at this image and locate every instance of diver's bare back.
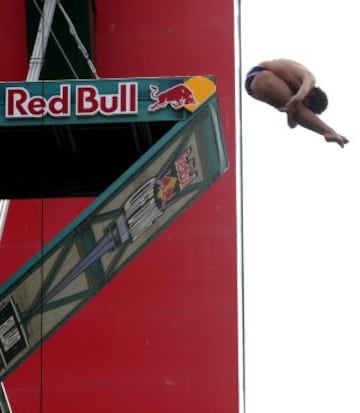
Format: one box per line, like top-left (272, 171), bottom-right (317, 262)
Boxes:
top-left (259, 59), bottom-right (314, 90)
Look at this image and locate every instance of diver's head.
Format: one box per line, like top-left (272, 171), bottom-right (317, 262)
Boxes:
top-left (304, 87), bottom-right (328, 114)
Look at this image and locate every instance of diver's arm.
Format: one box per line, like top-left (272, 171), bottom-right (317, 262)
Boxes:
top-left (285, 71), bottom-right (315, 112)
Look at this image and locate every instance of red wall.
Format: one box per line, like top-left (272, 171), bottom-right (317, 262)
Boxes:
top-left (0, 1), bottom-right (238, 412)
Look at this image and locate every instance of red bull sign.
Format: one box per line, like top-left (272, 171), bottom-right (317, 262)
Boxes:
top-left (5, 83), bottom-right (138, 118)
top-left (0, 76), bottom-right (217, 126)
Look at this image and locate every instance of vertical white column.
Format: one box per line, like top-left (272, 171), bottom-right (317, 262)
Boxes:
top-left (0, 200), bottom-right (10, 241)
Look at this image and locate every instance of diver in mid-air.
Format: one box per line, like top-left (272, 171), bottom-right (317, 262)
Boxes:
top-left (245, 58), bottom-right (349, 148)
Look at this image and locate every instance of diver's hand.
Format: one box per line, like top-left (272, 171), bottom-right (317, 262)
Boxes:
top-left (285, 96), bottom-right (300, 114)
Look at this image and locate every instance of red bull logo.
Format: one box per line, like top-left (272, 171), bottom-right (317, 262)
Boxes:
top-left (175, 147), bottom-right (197, 190)
top-left (156, 176), bottom-right (178, 203)
top-left (148, 83), bottom-right (197, 112)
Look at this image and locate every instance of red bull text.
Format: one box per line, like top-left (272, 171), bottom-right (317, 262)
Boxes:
top-left (5, 83), bottom-right (138, 118)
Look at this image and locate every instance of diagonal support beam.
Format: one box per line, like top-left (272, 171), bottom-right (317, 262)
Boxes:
top-left (27, 0), bottom-right (58, 82)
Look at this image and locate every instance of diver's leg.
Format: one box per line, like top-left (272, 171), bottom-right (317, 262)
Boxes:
top-left (293, 104), bottom-right (349, 147)
top-left (250, 71), bottom-right (294, 109)
top-left (250, 71), bottom-right (298, 128)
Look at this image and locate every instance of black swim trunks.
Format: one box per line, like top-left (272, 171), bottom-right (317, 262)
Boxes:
top-left (245, 66), bottom-right (268, 95)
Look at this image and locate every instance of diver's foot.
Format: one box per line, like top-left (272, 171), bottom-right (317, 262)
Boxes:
top-left (287, 115), bottom-right (298, 129)
top-left (283, 109), bottom-right (297, 128)
top-left (324, 134), bottom-right (349, 148)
